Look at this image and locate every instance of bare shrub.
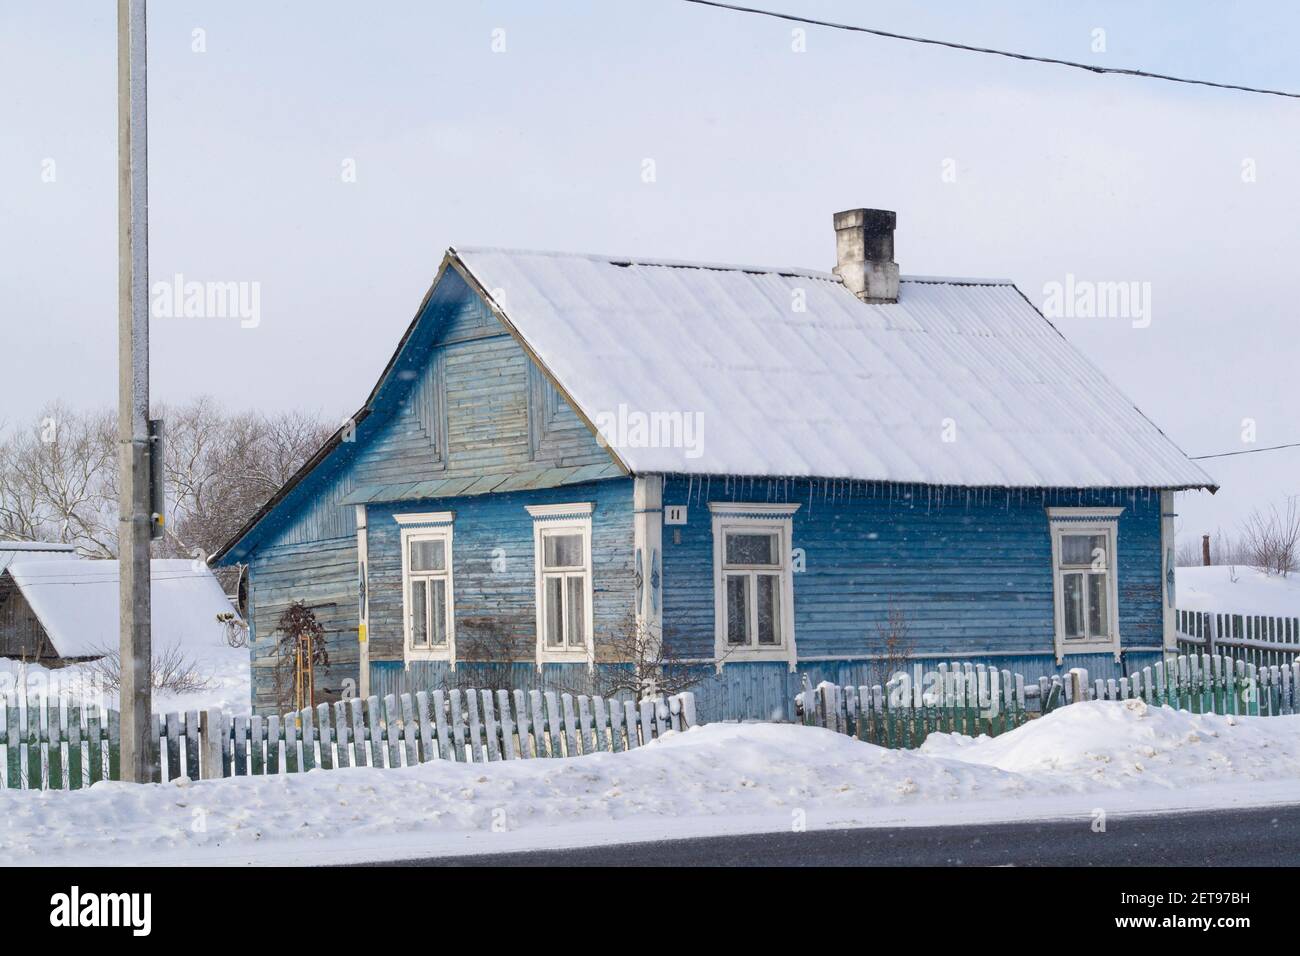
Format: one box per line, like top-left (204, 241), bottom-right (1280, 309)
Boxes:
top-left (584, 614), bottom-right (719, 700)
top-left (272, 601), bottom-right (330, 711)
top-left (85, 642), bottom-right (216, 695)
top-left (868, 599), bottom-right (915, 689)
top-left (442, 617), bottom-right (529, 694)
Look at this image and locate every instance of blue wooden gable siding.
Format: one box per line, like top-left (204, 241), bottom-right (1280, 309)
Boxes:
top-left (229, 265), bottom-right (623, 713)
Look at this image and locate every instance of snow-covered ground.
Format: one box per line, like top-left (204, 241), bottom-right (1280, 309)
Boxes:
top-left (3, 699), bottom-right (1299, 866)
top-left (1177, 565), bottom-right (1300, 617)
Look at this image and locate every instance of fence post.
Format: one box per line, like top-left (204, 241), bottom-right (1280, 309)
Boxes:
top-left (1068, 668), bottom-right (1089, 704)
top-left (199, 708), bottom-right (225, 779)
top-left (1207, 612), bottom-right (1218, 658)
top-left (678, 691), bottom-right (697, 729)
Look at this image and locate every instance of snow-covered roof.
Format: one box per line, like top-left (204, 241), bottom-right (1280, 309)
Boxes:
top-left (0, 541), bottom-right (77, 574)
top-left (453, 247), bottom-right (1215, 490)
top-left (3, 559), bottom-right (237, 659)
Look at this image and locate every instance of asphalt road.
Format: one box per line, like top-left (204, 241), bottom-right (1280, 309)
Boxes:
top-left (360, 804), bottom-right (1300, 866)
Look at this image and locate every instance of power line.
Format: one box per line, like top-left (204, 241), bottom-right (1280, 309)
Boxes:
top-left (680, 0), bottom-right (1300, 100)
top-left (1190, 442), bottom-right (1300, 461)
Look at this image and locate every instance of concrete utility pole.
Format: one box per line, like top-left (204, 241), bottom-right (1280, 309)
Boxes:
top-left (118, 0), bottom-right (152, 782)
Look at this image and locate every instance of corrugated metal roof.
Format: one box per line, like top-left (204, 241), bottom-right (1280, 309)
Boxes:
top-left (454, 247), bottom-right (1215, 490)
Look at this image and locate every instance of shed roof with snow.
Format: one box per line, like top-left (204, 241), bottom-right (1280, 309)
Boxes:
top-left (0, 541), bottom-right (77, 574)
top-left (2, 559), bottom-right (236, 659)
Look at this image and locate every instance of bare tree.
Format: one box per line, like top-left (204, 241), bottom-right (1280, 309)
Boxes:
top-left (0, 404), bottom-right (116, 555)
top-left (1175, 527), bottom-right (1251, 568)
top-left (0, 397), bottom-right (333, 564)
top-left (159, 400), bottom-right (335, 564)
top-left (1240, 499), bottom-right (1300, 577)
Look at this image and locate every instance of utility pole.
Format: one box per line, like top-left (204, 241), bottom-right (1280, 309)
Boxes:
top-left (118, 0), bottom-right (152, 783)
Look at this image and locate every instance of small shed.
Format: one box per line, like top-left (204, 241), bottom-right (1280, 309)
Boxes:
top-left (0, 557), bottom-right (237, 666)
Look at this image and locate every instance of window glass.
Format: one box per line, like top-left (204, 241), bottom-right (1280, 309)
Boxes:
top-left (544, 533), bottom-right (583, 569)
top-left (544, 577), bottom-right (565, 647)
top-left (1062, 571), bottom-right (1085, 639)
top-left (1087, 573), bottom-right (1108, 636)
top-left (725, 575), bottom-right (750, 645)
top-left (725, 532), bottom-right (777, 566)
top-left (410, 538), bottom-right (446, 572)
top-left (756, 574), bottom-right (780, 645)
top-left (1061, 534), bottom-right (1106, 568)
top-left (566, 576), bottom-right (585, 647)
top-left (410, 579), bottom-right (429, 647)
top-left (429, 578), bottom-right (447, 646)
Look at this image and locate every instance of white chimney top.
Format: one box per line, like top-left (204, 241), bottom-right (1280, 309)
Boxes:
top-left (832, 208), bottom-right (899, 304)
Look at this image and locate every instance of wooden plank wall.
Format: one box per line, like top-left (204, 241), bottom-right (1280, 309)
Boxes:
top-left (0, 574), bottom-right (59, 662)
top-left (660, 478), bottom-right (1166, 661)
top-left (364, 479), bottom-right (635, 663)
top-left (248, 537), bottom-right (359, 714)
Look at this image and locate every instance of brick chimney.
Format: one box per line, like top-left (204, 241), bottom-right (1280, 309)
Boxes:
top-left (832, 208), bottom-right (899, 304)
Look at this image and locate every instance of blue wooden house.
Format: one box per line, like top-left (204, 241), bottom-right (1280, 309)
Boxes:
top-left (212, 208), bottom-right (1216, 720)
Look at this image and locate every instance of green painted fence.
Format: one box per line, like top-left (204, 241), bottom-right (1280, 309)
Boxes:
top-left (1177, 608), bottom-right (1300, 670)
top-left (798, 662), bottom-right (1033, 748)
top-left (0, 687), bottom-right (697, 791)
top-left (799, 653), bottom-right (1297, 748)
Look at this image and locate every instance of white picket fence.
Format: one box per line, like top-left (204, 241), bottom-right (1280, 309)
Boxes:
top-left (1176, 608), bottom-right (1300, 669)
top-left (0, 686), bottom-right (699, 791)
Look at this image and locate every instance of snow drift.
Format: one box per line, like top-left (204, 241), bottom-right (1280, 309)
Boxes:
top-left (2, 700), bottom-right (1298, 866)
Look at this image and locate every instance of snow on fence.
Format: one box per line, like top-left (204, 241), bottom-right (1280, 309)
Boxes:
top-left (800, 654), bottom-right (1299, 749)
top-left (0, 687), bottom-right (697, 791)
top-left (797, 662), bottom-right (1034, 748)
top-left (1176, 608), bottom-right (1300, 669)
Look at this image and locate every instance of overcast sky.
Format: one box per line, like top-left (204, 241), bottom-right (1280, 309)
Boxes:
top-left (2, 0), bottom-right (1297, 542)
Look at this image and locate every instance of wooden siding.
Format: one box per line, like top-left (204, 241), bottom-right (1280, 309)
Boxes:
top-left (369, 660), bottom-right (597, 699)
top-left (248, 537), bottom-right (359, 714)
top-left (660, 480), bottom-right (1165, 662)
top-left (348, 268), bottom-right (610, 490)
top-left (0, 574), bottom-right (58, 663)
top-left (365, 478), bottom-right (634, 662)
top-left (231, 265), bottom-right (622, 712)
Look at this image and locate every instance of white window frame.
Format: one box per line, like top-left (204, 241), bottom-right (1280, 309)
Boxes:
top-left (397, 512), bottom-right (456, 664)
top-left (1047, 507), bottom-right (1123, 663)
top-left (526, 503), bottom-right (594, 667)
top-left (710, 503), bottom-right (799, 669)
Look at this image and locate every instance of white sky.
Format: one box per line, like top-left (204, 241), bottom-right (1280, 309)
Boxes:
top-left (2, 0), bottom-right (1297, 543)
